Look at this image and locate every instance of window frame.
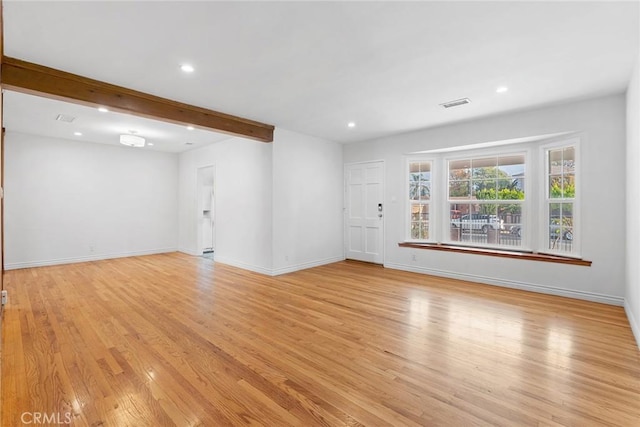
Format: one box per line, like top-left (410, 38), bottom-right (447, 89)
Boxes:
top-left (405, 134), bottom-right (582, 257)
top-left (406, 158), bottom-right (436, 242)
top-left (539, 138), bottom-right (581, 258)
top-left (442, 147), bottom-right (530, 250)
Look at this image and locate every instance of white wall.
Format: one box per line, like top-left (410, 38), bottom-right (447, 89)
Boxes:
top-left (625, 56), bottom-right (640, 348)
top-left (5, 132), bottom-right (179, 269)
top-left (178, 129), bottom-right (344, 276)
top-left (344, 94), bottom-right (627, 305)
top-left (178, 137), bottom-right (274, 274)
top-left (272, 128), bottom-right (344, 274)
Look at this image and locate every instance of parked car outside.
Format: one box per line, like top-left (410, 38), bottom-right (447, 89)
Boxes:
top-left (450, 214), bottom-right (504, 233)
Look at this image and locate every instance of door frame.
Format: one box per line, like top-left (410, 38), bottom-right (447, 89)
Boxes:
top-left (195, 164), bottom-right (216, 256)
top-left (344, 159), bottom-right (385, 264)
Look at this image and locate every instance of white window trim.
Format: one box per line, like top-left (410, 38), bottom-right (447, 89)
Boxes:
top-left (442, 147), bottom-right (531, 250)
top-left (406, 157), bottom-right (436, 243)
top-left (539, 137), bottom-right (581, 258)
top-left (405, 133), bottom-right (582, 257)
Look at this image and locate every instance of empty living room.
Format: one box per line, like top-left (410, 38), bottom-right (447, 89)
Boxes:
top-left (0, 1), bottom-right (639, 426)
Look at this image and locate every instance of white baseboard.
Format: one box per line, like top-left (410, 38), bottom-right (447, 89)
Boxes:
top-left (270, 255), bottom-right (346, 276)
top-left (385, 262), bottom-right (624, 306)
top-left (198, 254), bottom-right (345, 276)
top-left (624, 300), bottom-right (640, 350)
top-left (4, 248), bottom-right (178, 270)
top-left (212, 256), bottom-right (273, 276)
top-left (178, 248), bottom-right (200, 257)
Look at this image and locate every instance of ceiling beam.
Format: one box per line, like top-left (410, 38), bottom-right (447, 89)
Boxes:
top-left (0, 56), bottom-right (274, 142)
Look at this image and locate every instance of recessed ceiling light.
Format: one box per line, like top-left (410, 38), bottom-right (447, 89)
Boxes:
top-left (186, 126), bottom-right (195, 131)
top-left (180, 64), bottom-right (195, 73)
top-left (74, 132), bottom-right (82, 136)
top-left (98, 107), bottom-right (109, 113)
top-left (347, 122), bottom-right (356, 128)
top-left (496, 86), bottom-right (509, 94)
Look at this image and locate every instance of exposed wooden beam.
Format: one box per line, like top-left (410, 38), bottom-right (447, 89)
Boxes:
top-left (0, 56), bottom-right (274, 142)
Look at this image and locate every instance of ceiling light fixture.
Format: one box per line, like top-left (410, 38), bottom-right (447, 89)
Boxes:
top-left (98, 107), bottom-right (109, 113)
top-left (347, 122), bottom-right (356, 128)
top-left (120, 134), bottom-right (146, 147)
top-left (180, 64), bottom-right (195, 73)
top-left (496, 86), bottom-right (509, 93)
top-left (186, 125), bottom-right (195, 131)
top-left (74, 132), bottom-right (82, 136)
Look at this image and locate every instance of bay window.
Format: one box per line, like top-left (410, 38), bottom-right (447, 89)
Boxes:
top-left (406, 136), bottom-right (580, 257)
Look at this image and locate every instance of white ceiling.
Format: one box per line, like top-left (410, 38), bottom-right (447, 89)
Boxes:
top-left (3, 91), bottom-right (232, 152)
top-left (2, 1), bottom-right (639, 150)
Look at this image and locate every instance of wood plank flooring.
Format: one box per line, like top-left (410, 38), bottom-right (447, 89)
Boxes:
top-left (2, 253), bottom-right (639, 426)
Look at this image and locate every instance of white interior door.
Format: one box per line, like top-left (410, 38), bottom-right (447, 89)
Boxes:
top-left (345, 161), bottom-right (384, 264)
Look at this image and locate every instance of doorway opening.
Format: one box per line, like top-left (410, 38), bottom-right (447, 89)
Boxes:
top-left (196, 165), bottom-right (215, 258)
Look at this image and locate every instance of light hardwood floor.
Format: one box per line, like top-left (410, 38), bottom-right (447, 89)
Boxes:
top-left (2, 253), bottom-right (639, 426)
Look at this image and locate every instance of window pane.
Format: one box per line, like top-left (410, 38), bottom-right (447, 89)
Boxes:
top-left (499, 204), bottom-right (523, 248)
top-left (410, 178), bottom-right (431, 200)
top-left (409, 177), bottom-right (419, 200)
top-left (473, 166), bottom-right (497, 179)
top-left (546, 145), bottom-right (576, 254)
top-left (409, 162), bottom-right (431, 201)
top-left (420, 182), bottom-right (431, 200)
top-left (449, 180), bottom-right (470, 198)
top-left (563, 174), bottom-right (575, 198)
top-left (498, 154), bottom-right (525, 198)
top-left (562, 147), bottom-right (575, 174)
top-left (562, 203), bottom-right (574, 243)
top-left (549, 175), bottom-right (575, 199)
top-left (474, 180), bottom-right (497, 199)
top-left (449, 159), bottom-right (470, 180)
top-left (410, 203), bottom-right (429, 239)
top-left (479, 204), bottom-right (497, 215)
top-left (472, 157), bottom-right (498, 179)
top-left (450, 203), bottom-right (509, 245)
top-left (449, 204), bottom-right (465, 242)
top-left (409, 162), bottom-right (431, 173)
top-left (409, 161), bottom-right (432, 240)
top-left (498, 154), bottom-right (525, 168)
top-left (549, 175), bottom-right (563, 198)
top-left (446, 151), bottom-right (528, 250)
top-left (549, 149), bottom-right (563, 173)
top-left (549, 202), bottom-right (573, 252)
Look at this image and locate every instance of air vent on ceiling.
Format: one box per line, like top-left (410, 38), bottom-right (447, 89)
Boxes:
top-left (55, 114), bottom-right (76, 123)
top-left (440, 98), bottom-right (471, 109)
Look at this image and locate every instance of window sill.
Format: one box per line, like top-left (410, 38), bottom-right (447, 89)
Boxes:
top-left (398, 242), bottom-right (592, 266)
